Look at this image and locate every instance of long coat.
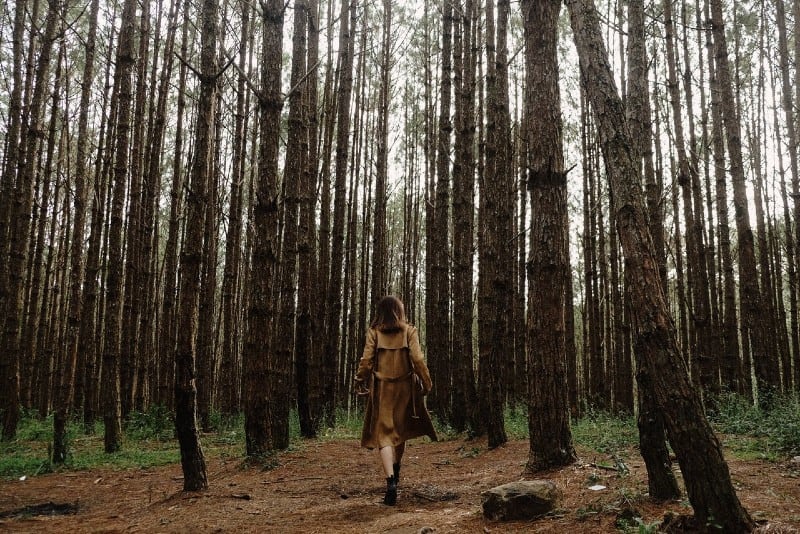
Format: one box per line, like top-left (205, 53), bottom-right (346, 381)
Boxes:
top-left (355, 324), bottom-right (438, 449)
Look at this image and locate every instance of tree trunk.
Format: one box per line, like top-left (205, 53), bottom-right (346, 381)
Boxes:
top-left (451, 0), bottom-right (478, 434)
top-left (55, 0), bottom-right (100, 455)
top-left (219, 0), bottom-right (249, 416)
top-left (710, 0), bottom-right (766, 401)
top-left (1, 0), bottom-right (61, 441)
top-left (322, 0), bottom-right (355, 426)
top-left (523, 0), bottom-right (576, 471)
top-left (429, 0), bottom-right (454, 423)
top-left (371, 0), bottom-right (391, 307)
top-left (102, 0), bottom-right (139, 453)
top-left (478, 0), bottom-right (510, 448)
top-left (174, 0), bottom-right (219, 491)
top-left (626, 0), bottom-right (680, 500)
top-left (158, 2), bottom-right (191, 410)
top-left (243, 0), bottom-right (284, 456)
top-left (565, 0), bottom-right (754, 529)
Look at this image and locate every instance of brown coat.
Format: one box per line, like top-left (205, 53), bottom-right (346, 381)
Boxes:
top-left (355, 324), bottom-right (438, 449)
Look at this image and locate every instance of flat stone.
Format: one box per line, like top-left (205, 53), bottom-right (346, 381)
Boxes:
top-left (481, 480), bottom-right (561, 521)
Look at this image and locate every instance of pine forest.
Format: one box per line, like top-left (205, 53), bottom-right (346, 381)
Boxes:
top-left (1, 0), bottom-right (800, 530)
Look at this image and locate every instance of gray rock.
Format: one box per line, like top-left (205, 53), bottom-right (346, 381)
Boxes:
top-left (481, 480), bottom-right (561, 521)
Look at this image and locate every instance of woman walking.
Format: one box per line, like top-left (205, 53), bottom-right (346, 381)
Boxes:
top-left (354, 296), bottom-right (437, 505)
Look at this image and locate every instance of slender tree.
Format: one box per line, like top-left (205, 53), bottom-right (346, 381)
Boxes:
top-left (566, 0), bottom-right (754, 528)
top-left (478, 0), bottom-right (511, 448)
top-left (173, 0), bottom-right (219, 490)
top-left (626, 0), bottom-right (680, 500)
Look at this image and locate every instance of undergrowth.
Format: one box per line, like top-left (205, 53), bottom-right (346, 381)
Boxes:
top-left (709, 392), bottom-right (800, 458)
top-left (2, 393), bottom-right (797, 480)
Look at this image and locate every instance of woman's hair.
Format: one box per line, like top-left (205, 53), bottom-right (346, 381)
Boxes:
top-left (370, 295), bottom-right (407, 332)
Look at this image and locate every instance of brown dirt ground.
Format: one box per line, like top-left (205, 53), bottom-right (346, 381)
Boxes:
top-left (1, 437), bottom-right (799, 533)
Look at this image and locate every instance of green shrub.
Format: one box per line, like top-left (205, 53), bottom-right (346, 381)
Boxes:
top-left (764, 396), bottom-right (800, 455)
top-left (572, 409), bottom-right (638, 453)
top-left (125, 405), bottom-right (174, 441)
top-left (708, 392), bottom-right (764, 435)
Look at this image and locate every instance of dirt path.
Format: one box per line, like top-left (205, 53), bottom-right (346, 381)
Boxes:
top-left (1, 438), bottom-right (799, 533)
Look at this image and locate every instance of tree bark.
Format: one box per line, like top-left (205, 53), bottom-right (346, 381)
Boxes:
top-left (243, 0), bottom-right (284, 456)
top-left (1, 0), bottom-right (61, 441)
top-left (626, 0), bottom-right (680, 500)
top-left (174, 0), bottom-right (219, 491)
top-left (55, 0), bottom-right (100, 456)
top-left (523, 0), bottom-right (576, 471)
top-left (565, 0), bottom-right (754, 529)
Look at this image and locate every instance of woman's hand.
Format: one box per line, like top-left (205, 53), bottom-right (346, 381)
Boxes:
top-left (353, 376), bottom-right (370, 397)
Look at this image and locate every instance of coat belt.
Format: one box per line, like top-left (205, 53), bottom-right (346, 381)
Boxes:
top-left (372, 370), bottom-right (413, 383)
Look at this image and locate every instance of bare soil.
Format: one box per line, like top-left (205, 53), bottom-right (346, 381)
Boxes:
top-left (1, 437), bottom-right (799, 533)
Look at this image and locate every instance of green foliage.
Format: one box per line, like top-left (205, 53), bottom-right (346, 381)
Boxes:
top-left (616, 517), bottom-right (661, 534)
top-left (572, 409), bottom-right (639, 454)
top-left (321, 408), bottom-right (363, 440)
top-left (709, 393), bottom-right (800, 457)
top-left (504, 406), bottom-right (529, 440)
top-left (125, 405), bottom-right (174, 442)
top-left (708, 392), bottom-right (763, 435)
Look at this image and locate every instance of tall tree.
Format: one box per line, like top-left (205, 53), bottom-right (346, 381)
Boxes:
top-left (451, 0), bottom-right (478, 433)
top-left (53, 0), bottom-right (101, 462)
top-left (1, 0), bottom-right (61, 440)
top-left (296, 0), bottom-right (321, 436)
top-left (273, 0), bottom-right (309, 448)
top-left (174, 0), bottom-right (219, 490)
top-left (371, 0), bottom-right (391, 306)
top-left (710, 0), bottom-right (767, 400)
top-left (626, 0), bottom-right (680, 500)
top-left (219, 0), bottom-right (250, 416)
top-left (102, 0), bottom-right (139, 452)
top-left (566, 0), bottom-right (754, 528)
top-left (429, 0), bottom-right (454, 422)
top-left (522, 0), bottom-right (577, 471)
top-left (243, 0), bottom-right (284, 456)
top-left (322, 0), bottom-right (356, 426)
top-left (478, 0), bottom-right (511, 448)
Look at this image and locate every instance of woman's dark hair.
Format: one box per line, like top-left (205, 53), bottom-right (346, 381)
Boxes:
top-left (370, 295), bottom-right (407, 332)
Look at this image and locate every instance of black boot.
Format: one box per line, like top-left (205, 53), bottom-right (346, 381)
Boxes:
top-left (393, 463), bottom-right (401, 486)
top-left (383, 475), bottom-right (397, 505)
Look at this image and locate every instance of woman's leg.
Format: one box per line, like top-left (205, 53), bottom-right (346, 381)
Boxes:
top-left (393, 442), bottom-right (405, 484)
top-left (379, 445), bottom-right (395, 477)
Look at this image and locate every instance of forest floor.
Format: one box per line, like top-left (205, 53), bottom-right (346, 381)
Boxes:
top-left (1, 433), bottom-right (800, 533)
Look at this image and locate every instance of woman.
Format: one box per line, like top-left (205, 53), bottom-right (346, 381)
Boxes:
top-left (354, 296), bottom-right (437, 506)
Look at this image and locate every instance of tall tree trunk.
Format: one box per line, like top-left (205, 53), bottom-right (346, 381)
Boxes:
top-left (159, 3), bottom-right (190, 410)
top-left (174, 0), bottom-right (218, 490)
top-left (478, 0), bottom-right (510, 448)
top-left (523, 0), bottom-right (576, 471)
top-left (322, 0), bottom-right (355, 426)
top-left (219, 0), bottom-right (249, 416)
top-left (451, 0), bottom-right (478, 433)
top-left (54, 0), bottom-right (100, 459)
top-left (626, 0), bottom-right (680, 500)
top-left (371, 0), bottom-right (391, 307)
top-left (0, 0), bottom-right (28, 272)
top-left (566, 0), bottom-right (755, 529)
top-left (273, 0), bottom-right (309, 448)
top-left (244, 0), bottom-right (284, 456)
top-left (297, 0), bottom-right (321, 435)
top-left (710, 0), bottom-right (765, 401)
top-left (1, 0), bottom-right (61, 441)
top-left (140, 0), bottom-right (182, 411)
top-left (102, 0), bottom-right (139, 453)
top-left (429, 0), bottom-right (454, 423)
top-left (704, 0), bottom-right (739, 392)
